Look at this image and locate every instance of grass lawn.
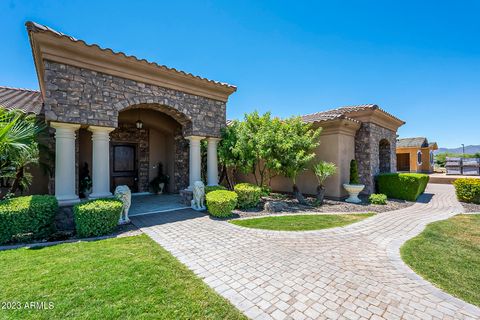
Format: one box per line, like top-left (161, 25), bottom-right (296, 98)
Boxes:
top-left (229, 213), bottom-right (374, 231)
top-left (0, 235), bottom-right (246, 320)
top-left (401, 214), bottom-right (480, 307)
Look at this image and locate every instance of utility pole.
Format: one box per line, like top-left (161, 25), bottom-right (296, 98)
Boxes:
top-left (462, 144), bottom-right (465, 157)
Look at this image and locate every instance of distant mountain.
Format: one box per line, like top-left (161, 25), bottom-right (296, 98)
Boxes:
top-left (436, 145), bottom-right (480, 154)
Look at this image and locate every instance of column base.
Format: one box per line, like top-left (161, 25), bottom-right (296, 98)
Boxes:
top-left (56, 195), bottom-right (80, 207)
top-left (88, 192), bottom-right (113, 200)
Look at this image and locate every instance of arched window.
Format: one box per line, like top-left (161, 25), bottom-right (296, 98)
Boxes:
top-left (417, 151), bottom-right (422, 165)
top-left (430, 151), bottom-right (434, 165)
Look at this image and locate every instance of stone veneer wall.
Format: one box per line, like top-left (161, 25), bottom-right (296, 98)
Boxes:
top-left (43, 61), bottom-right (226, 138)
top-left (173, 127), bottom-right (189, 192)
top-left (355, 123), bottom-right (397, 194)
top-left (110, 124), bottom-right (150, 192)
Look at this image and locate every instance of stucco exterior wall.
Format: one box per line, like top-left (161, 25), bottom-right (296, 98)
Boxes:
top-left (43, 61), bottom-right (226, 138)
top-left (396, 147), bottom-right (434, 173)
top-left (355, 123), bottom-right (397, 194)
top-left (237, 120), bottom-right (359, 200)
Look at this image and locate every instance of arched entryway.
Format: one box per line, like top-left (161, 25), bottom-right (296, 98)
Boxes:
top-left (379, 139), bottom-right (391, 173)
top-left (79, 103), bottom-right (191, 195)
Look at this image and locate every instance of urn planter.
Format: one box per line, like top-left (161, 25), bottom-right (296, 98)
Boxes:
top-left (343, 184), bottom-right (365, 203)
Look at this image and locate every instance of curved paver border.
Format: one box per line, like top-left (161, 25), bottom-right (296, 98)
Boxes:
top-left (133, 184), bottom-right (480, 320)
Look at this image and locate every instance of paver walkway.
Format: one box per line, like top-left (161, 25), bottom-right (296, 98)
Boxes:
top-left (132, 184), bottom-right (480, 320)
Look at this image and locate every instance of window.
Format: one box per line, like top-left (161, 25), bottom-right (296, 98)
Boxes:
top-left (417, 151), bottom-right (422, 165)
top-left (430, 151), bottom-right (434, 165)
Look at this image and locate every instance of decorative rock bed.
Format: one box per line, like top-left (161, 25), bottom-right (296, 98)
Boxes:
top-left (232, 193), bottom-right (415, 218)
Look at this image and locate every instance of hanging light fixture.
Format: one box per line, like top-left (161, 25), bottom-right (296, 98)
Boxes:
top-left (136, 109), bottom-right (143, 129)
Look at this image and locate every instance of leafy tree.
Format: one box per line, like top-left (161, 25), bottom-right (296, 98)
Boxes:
top-left (278, 117), bottom-right (322, 204)
top-left (312, 161), bottom-right (337, 204)
top-left (218, 120), bottom-right (245, 189)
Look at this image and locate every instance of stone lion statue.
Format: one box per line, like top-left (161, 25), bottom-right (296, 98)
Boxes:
top-left (191, 181), bottom-right (206, 211)
top-left (114, 185), bottom-right (131, 224)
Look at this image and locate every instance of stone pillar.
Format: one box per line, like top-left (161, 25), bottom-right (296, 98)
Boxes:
top-left (206, 137), bottom-right (221, 186)
top-left (51, 122), bottom-right (81, 205)
top-left (186, 136), bottom-right (205, 190)
top-left (89, 126), bottom-right (115, 199)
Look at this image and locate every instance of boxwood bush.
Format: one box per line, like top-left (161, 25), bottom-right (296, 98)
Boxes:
top-left (234, 183), bottom-right (262, 209)
top-left (74, 198), bottom-right (123, 238)
top-left (369, 193), bottom-right (387, 205)
top-left (453, 178), bottom-right (480, 203)
top-left (206, 190), bottom-right (238, 218)
top-left (377, 173), bottom-right (429, 201)
top-left (0, 195), bottom-right (58, 244)
top-left (205, 185), bottom-right (227, 194)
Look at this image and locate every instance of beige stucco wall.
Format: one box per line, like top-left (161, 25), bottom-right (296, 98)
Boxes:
top-left (237, 119), bottom-right (359, 200)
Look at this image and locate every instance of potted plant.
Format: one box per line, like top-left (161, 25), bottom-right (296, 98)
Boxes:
top-left (343, 159), bottom-right (365, 203)
top-left (312, 160), bottom-right (337, 205)
top-left (79, 162), bottom-right (92, 198)
top-left (149, 162), bottom-right (170, 194)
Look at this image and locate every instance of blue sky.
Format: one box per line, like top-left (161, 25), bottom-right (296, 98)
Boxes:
top-left (1, 0), bottom-right (479, 148)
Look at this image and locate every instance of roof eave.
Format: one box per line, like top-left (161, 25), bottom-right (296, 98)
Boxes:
top-left (26, 21), bottom-right (237, 102)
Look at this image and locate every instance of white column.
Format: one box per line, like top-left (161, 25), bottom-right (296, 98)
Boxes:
top-left (51, 122), bottom-right (81, 205)
top-left (207, 137), bottom-right (221, 186)
top-left (89, 126), bottom-right (115, 199)
top-left (186, 136), bottom-right (205, 190)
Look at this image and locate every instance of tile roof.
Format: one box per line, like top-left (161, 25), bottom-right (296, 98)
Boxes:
top-left (26, 21), bottom-right (237, 91)
top-left (300, 104), bottom-right (389, 124)
top-left (0, 86), bottom-right (43, 114)
top-left (397, 137), bottom-right (429, 148)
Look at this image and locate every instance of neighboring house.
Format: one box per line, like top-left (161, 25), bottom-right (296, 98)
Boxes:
top-left (396, 137), bottom-right (438, 173)
top-left (2, 21), bottom-right (406, 203)
top-left (238, 105), bottom-right (405, 199)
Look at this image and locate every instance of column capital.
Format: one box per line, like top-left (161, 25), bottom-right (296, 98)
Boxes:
top-left (50, 122), bottom-right (81, 131)
top-left (206, 137), bottom-right (221, 143)
top-left (185, 135), bottom-right (206, 142)
top-left (88, 125), bottom-right (116, 134)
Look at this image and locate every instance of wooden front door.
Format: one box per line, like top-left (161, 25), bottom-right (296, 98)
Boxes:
top-left (396, 153), bottom-right (410, 172)
top-left (111, 144), bottom-right (138, 192)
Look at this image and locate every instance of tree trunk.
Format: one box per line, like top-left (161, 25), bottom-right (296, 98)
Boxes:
top-left (9, 166), bottom-right (24, 195)
top-left (292, 184), bottom-right (307, 205)
top-left (316, 185), bottom-right (326, 205)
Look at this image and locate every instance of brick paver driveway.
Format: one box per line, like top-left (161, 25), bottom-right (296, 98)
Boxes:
top-left (132, 184), bottom-right (480, 320)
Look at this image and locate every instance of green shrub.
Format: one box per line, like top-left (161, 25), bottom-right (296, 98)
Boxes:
top-left (234, 183), bottom-right (262, 209)
top-left (205, 185), bottom-right (227, 194)
top-left (349, 159), bottom-right (360, 184)
top-left (0, 195), bottom-right (58, 244)
top-left (453, 178), bottom-right (480, 204)
top-left (377, 173), bottom-right (429, 201)
top-left (74, 198), bottom-right (122, 238)
top-left (206, 190), bottom-right (238, 218)
top-left (260, 186), bottom-right (271, 197)
top-left (369, 193), bottom-right (387, 205)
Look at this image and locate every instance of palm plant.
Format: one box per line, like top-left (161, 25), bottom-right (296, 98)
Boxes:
top-left (0, 108), bottom-right (44, 198)
top-left (313, 161), bottom-right (337, 205)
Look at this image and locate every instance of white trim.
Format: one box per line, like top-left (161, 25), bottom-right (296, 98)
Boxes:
top-left (129, 206), bottom-right (191, 217)
top-left (417, 150), bottom-right (423, 165)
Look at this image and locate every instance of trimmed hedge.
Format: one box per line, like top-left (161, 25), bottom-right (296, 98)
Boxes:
top-left (369, 193), bottom-right (387, 205)
top-left (234, 183), bottom-right (262, 209)
top-left (205, 185), bottom-right (227, 194)
top-left (453, 178), bottom-right (480, 204)
top-left (74, 198), bottom-right (123, 238)
top-left (206, 190), bottom-right (238, 218)
top-left (0, 195), bottom-right (58, 244)
top-left (377, 173), bottom-right (429, 201)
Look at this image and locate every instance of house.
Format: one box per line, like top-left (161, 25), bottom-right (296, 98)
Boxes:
top-left (396, 137), bottom-right (438, 173)
top-left (1, 21), bottom-right (406, 204)
top-left (238, 105), bottom-right (405, 199)
top-left (0, 21), bottom-right (236, 205)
